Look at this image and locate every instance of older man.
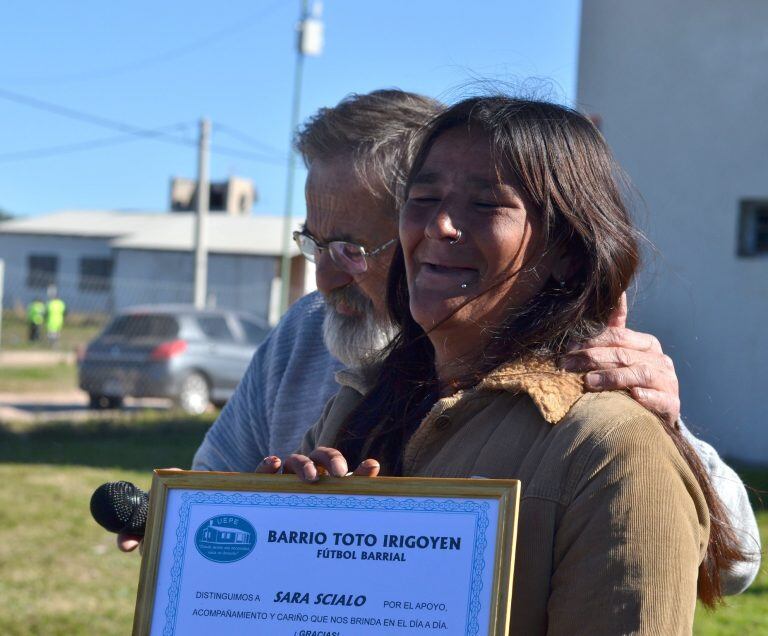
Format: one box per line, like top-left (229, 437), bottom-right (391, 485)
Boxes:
top-left (122, 91), bottom-right (760, 591)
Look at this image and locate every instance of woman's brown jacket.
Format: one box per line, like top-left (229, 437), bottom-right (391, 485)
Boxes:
top-left (298, 358), bottom-right (709, 635)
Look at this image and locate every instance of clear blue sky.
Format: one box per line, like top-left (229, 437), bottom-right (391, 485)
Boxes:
top-left (0, 0), bottom-right (581, 219)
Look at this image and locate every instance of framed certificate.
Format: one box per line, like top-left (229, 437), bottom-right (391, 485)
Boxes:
top-left (133, 470), bottom-right (520, 636)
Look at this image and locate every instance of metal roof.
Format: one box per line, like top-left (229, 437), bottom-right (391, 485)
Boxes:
top-left (0, 210), bottom-right (302, 256)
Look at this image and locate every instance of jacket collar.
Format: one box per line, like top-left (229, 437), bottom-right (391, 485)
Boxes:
top-left (336, 356), bottom-right (584, 425)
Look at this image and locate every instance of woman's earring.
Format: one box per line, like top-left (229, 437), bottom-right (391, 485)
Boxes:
top-left (449, 229), bottom-right (462, 246)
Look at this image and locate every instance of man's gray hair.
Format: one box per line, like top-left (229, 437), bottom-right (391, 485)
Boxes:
top-left (294, 89), bottom-right (442, 210)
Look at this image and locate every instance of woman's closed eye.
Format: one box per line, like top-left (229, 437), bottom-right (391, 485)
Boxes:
top-left (407, 193), bottom-right (441, 204)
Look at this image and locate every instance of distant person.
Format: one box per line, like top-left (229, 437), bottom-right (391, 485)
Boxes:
top-left (45, 287), bottom-right (66, 347)
top-left (26, 297), bottom-right (45, 342)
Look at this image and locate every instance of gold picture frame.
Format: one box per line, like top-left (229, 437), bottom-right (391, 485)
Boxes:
top-left (133, 470), bottom-right (520, 635)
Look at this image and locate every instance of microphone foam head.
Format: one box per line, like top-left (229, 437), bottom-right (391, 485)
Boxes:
top-left (90, 481), bottom-right (148, 535)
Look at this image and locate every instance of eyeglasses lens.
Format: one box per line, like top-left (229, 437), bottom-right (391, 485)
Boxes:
top-left (295, 234), bottom-right (318, 263)
top-left (329, 242), bottom-right (367, 274)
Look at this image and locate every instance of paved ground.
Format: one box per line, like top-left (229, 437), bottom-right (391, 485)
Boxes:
top-left (0, 350), bottom-right (76, 367)
top-left (0, 390), bottom-right (173, 423)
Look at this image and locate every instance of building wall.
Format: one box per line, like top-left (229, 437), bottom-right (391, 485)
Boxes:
top-left (0, 233), bottom-right (113, 312)
top-left (113, 249), bottom-right (276, 321)
top-left (578, 0), bottom-right (768, 462)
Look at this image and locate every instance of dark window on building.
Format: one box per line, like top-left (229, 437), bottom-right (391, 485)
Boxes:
top-left (79, 257), bottom-right (113, 292)
top-left (197, 315), bottom-right (235, 342)
top-left (27, 254), bottom-right (58, 289)
top-left (738, 200), bottom-right (768, 256)
top-left (209, 183), bottom-right (226, 210)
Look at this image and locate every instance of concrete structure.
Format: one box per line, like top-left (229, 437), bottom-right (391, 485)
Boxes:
top-left (578, 0), bottom-right (768, 463)
top-left (170, 176), bottom-right (256, 216)
top-left (0, 210), bottom-right (312, 324)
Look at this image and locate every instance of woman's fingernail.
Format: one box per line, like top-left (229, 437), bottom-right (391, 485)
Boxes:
top-left (263, 456), bottom-right (277, 464)
top-left (585, 372), bottom-right (604, 388)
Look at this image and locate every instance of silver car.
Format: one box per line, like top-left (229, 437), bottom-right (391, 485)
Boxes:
top-left (78, 304), bottom-right (269, 414)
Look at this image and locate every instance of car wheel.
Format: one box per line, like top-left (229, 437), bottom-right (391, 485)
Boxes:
top-left (88, 393), bottom-right (108, 409)
top-left (106, 396), bottom-right (124, 409)
top-left (177, 372), bottom-right (210, 415)
top-left (89, 394), bottom-right (124, 409)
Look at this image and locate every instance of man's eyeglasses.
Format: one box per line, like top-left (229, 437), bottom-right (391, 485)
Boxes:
top-left (292, 230), bottom-right (397, 275)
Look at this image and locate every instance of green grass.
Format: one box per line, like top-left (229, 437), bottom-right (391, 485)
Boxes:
top-left (1, 310), bottom-right (105, 351)
top-left (0, 415), bottom-right (213, 636)
top-left (0, 415), bottom-right (764, 635)
top-left (0, 363), bottom-right (77, 393)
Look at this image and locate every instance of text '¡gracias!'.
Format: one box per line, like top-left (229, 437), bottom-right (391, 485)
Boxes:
top-left (267, 530), bottom-right (462, 551)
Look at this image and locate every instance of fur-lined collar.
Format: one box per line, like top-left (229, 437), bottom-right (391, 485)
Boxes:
top-left (335, 356), bottom-right (584, 425)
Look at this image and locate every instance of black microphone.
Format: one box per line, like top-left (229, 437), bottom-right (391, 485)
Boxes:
top-left (90, 481), bottom-right (149, 535)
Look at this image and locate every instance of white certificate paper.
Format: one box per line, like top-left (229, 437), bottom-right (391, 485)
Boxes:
top-left (148, 489), bottom-right (500, 635)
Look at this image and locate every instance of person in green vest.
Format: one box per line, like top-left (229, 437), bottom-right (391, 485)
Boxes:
top-left (26, 298), bottom-right (46, 342)
top-left (45, 287), bottom-right (66, 347)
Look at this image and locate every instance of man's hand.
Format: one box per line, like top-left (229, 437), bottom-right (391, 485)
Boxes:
top-left (115, 467), bottom-right (184, 554)
top-left (117, 533), bottom-right (142, 553)
top-left (560, 293), bottom-right (681, 424)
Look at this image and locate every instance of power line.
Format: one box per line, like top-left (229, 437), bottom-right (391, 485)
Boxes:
top-left (0, 0), bottom-right (286, 85)
top-left (0, 87), bottom-right (194, 143)
top-left (213, 122), bottom-right (286, 157)
top-left (0, 88), bottom-right (286, 165)
top-left (0, 123), bottom-right (193, 163)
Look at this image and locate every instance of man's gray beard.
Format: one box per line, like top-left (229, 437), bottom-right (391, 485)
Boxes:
top-left (322, 287), bottom-right (398, 368)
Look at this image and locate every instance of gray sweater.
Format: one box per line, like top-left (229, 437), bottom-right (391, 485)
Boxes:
top-left (192, 291), bottom-right (761, 594)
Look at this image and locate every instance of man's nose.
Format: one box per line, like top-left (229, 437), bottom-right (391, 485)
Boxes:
top-left (314, 250), bottom-right (353, 295)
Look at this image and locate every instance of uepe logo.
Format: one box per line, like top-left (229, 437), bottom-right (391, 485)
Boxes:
top-left (194, 515), bottom-right (257, 563)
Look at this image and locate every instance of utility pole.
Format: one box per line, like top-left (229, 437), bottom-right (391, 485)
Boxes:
top-left (193, 118), bottom-right (211, 310)
top-left (279, 0), bottom-right (323, 315)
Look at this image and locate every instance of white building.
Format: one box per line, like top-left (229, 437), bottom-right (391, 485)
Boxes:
top-left (0, 210), bottom-right (312, 324)
top-left (578, 0), bottom-right (768, 463)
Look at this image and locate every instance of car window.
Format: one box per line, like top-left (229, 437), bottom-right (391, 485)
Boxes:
top-left (240, 318), bottom-right (269, 345)
top-left (197, 315), bottom-right (235, 342)
top-left (103, 314), bottom-right (179, 339)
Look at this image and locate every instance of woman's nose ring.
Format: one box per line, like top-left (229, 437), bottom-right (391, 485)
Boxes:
top-left (449, 229), bottom-right (463, 245)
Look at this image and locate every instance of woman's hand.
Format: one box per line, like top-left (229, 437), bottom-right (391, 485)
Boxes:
top-left (255, 448), bottom-right (380, 483)
top-left (560, 293), bottom-right (681, 425)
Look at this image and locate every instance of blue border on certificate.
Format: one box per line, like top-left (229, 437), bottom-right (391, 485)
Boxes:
top-left (162, 491), bottom-right (492, 636)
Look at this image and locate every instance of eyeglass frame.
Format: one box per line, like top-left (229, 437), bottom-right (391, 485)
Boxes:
top-left (292, 229), bottom-right (397, 274)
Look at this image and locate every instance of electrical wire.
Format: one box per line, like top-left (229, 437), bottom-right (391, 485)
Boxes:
top-left (213, 121), bottom-right (286, 157)
top-left (0, 88), bottom-right (287, 165)
top-left (0, 123), bottom-right (193, 163)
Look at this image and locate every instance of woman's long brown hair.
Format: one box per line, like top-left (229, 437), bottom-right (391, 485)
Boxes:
top-left (335, 96), bottom-right (746, 605)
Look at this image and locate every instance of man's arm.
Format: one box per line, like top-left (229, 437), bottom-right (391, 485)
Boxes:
top-left (192, 341), bottom-right (271, 472)
top-left (560, 292), bottom-right (761, 594)
top-left (679, 421), bottom-right (762, 594)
